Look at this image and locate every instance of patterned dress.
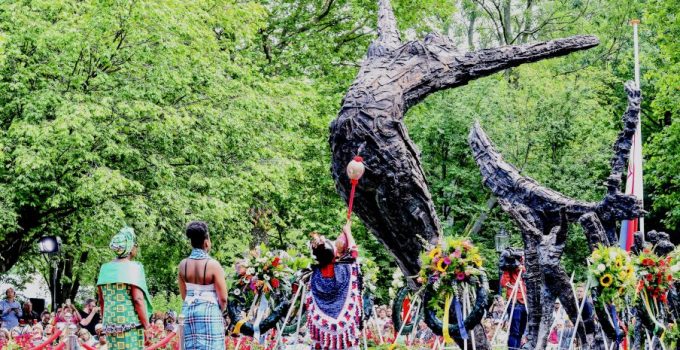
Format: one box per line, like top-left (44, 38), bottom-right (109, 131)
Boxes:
top-left (181, 249), bottom-right (225, 350)
top-left (307, 262), bottom-right (362, 350)
top-left (101, 283), bottom-right (144, 350)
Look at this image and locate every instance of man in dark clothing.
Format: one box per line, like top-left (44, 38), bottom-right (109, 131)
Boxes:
top-left (20, 300), bottom-right (39, 325)
top-left (577, 286), bottom-right (596, 334)
top-left (40, 310), bottom-right (51, 328)
top-left (78, 298), bottom-right (101, 335)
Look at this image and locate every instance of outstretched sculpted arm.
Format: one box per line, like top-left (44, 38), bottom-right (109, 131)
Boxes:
top-left (330, 0), bottom-right (601, 287)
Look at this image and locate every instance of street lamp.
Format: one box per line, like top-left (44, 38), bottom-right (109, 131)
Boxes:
top-left (37, 236), bottom-right (61, 312)
top-left (495, 228), bottom-right (510, 253)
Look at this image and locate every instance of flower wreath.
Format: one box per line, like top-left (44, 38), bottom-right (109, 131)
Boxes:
top-left (635, 247), bottom-right (674, 303)
top-left (419, 237), bottom-right (484, 296)
top-left (230, 244), bottom-right (296, 306)
top-left (587, 245), bottom-right (635, 308)
top-left (418, 237), bottom-right (486, 344)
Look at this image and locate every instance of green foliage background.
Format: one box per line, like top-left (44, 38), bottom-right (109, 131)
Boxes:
top-left (0, 0), bottom-right (677, 306)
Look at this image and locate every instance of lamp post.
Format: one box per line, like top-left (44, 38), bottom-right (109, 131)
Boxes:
top-left (37, 236), bottom-right (61, 312)
top-left (495, 228), bottom-right (510, 253)
top-left (495, 228), bottom-right (510, 295)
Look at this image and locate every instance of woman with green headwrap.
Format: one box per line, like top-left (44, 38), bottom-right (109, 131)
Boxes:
top-left (96, 227), bottom-right (153, 350)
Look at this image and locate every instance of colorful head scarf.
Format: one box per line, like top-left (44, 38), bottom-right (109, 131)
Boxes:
top-left (110, 227), bottom-right (136, 258)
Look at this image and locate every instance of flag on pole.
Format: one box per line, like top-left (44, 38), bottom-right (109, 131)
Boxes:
top-left (619, 19), bottom-right (644, 252)
top-left (619, 120), bottom-right (643, 251)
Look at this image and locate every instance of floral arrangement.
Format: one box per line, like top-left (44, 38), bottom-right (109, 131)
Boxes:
top-left (419, 237), bottom-right (484, 296)
top-left (635, 247), bottom-right (674, 302)
top-left (231, 244), bottom-right (295, 300)
top-left (587, 245), bottom-right (635, 307)
top-left (388, 268), bottom-right (404, 300)
top-left (359, 258), bottom-right (379, 293)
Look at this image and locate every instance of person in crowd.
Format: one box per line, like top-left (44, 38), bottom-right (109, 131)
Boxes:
top-left (0, 288), bottom-right (23, 329)
top-left (306, 221), bottom-right (362, 350)
top-left (488, 295), bottom-right (504, 321)
top-left (44, 323), bottom-right (55, 338)
top-left (415, 320), bottom-right (434, 343)
top-left (30, 323), bottom-right (44, 346)
top-left (97, 227), bottom-right (153, 349)
top-left (78, 327), bottom-right (97, 346)
top-left (63, 311), bottom-right (77, 327)
top-left (178, 221), bottom-right (228, 350)
top-left (40, 310), bottom-right (52, 328)
top-left (559, 320), bottom-right (575, 350)
top-left (95, 323), bottom-right (104, 340)
top-left (20, 300), bottom-right (39, 325)
top-left (79, 298), bottom-right (101, 335)
top-left (145, 318), bottom-right (166, 346)
top-left (164, 311), bottom-right (177, 332)
top-left (56, 301), bottom-right (82, 325)
top-left (375, 306), bottom-right (388, 329)
top-left (576, 285), bottom-right (596, 342)
top-left (97, 334), bottom-right (109, 350)
top-left (500, 250), bottom-right (527, 350)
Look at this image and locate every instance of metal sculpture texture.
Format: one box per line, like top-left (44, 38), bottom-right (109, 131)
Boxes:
top-left (329, 0), bottom-right (599, 289)
top-left (468, 82), bottom-right (644, 349)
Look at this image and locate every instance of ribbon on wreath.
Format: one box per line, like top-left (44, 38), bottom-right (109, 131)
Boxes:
top-left (641, 289), bottom-right (666, 332)
top-left (253, 296), bottom-right (270, 343)
top-left (443, 294), bottom-right (454, 344)
top-left (454, 296), bottom-right (469, 340)
top-left (609, 304), bottom-right (622, 343)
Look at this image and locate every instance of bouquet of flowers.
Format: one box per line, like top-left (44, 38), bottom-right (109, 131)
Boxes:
top-left (231, 244), bottom-right (295, 302)
top-left (388, 268), bottom-right (404, 300)
top-left (635, 247), bottom-right (674, 302)
top-left (587, 245), bottom-right (635, 307)
top-left (419, 237), bottom-right (484, 296)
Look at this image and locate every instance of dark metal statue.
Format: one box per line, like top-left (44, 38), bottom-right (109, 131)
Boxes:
top-left (328, 0), bottom-right (599, 291)
top-left (467, 82), bottom-right (644, 349)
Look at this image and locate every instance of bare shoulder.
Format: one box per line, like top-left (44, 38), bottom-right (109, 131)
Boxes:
top-left (208, 259), bottom-right (225, 273)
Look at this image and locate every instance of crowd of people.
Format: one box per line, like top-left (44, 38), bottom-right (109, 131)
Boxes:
top-left (0, 287), bottom-right (179, 350)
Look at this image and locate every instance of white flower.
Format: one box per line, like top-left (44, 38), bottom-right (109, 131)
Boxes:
top-left (233, 289), bottom-right (241, 296)
top-left (597, 264), bottom-right (606, 272)
top-left (246, 267), bottom-right (255, 275)
top-left (609, 251), bottom-right (618, 261)
top-left (264, 274), bottom-right (271, 281)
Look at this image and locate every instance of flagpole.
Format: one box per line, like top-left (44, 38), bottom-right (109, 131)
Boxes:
top-left (632, 19), bottom-right (641, 88)
top-left (631, 18), bottom-right (644, 236)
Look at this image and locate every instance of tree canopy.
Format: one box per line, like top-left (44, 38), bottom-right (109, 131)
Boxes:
top-left (0, 0), bottom-right (677, 304)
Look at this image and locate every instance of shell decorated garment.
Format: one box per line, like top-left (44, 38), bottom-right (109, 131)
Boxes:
top-left (307, 262), bottom-right (362, 350)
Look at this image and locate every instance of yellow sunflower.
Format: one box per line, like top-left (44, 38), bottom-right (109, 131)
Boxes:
top-left (436, 259), bottom-right (448, 272)
top-left (472, 256), bottom-right (483, 267)
top-left (600, 274), bottom-right (614, 288)
top-left (615, 259), bottom-right (623, 268)
top-left (429, 247), bottom-right (442, 259)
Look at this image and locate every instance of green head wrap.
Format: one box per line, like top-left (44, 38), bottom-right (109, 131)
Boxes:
top-left (110, 227), bottom-right (136, 258)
